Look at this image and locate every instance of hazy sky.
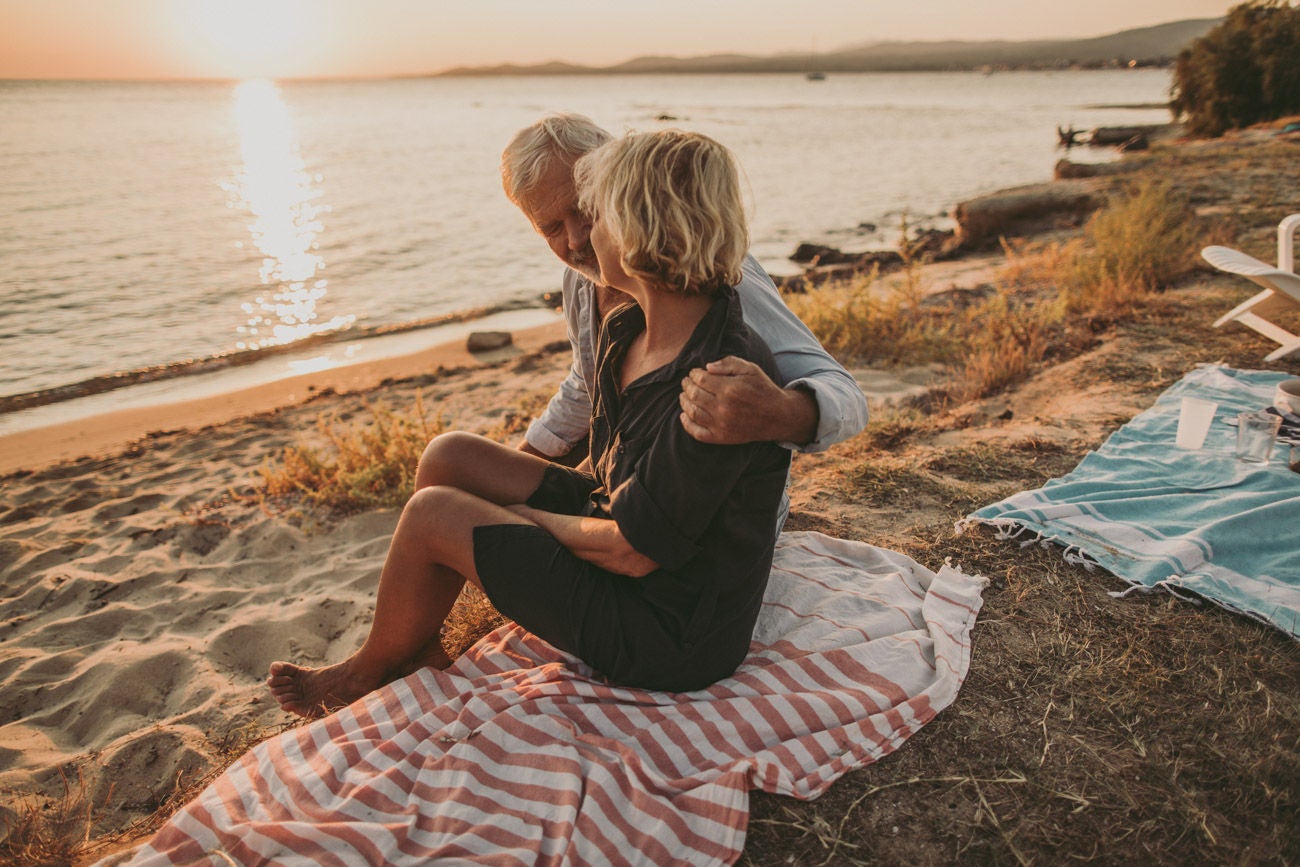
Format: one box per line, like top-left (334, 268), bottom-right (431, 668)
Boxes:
top-left (1, 0), bottom-right (1242, 80)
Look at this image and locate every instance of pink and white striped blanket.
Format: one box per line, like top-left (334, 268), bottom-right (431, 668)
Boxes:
top-left (124, 532), bottom-right (985, 866)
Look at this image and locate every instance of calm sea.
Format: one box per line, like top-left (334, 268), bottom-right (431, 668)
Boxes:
top-left (0, 70), bottom-right (1172, 419)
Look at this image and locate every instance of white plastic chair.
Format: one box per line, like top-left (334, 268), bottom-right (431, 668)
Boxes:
top-left (1202, 213), bottom-right (1300, 361)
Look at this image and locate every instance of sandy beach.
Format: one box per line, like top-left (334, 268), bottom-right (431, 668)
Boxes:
top-left (3, 125), bottom-right (1298, 864)
top-left (0, 318), bottom-right (580, 839)
top-left (0, 311), bottom-right (935, 853)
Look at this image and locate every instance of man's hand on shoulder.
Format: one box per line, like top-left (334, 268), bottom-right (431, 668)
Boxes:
top-left (679, 356), bottom-right (819, 446)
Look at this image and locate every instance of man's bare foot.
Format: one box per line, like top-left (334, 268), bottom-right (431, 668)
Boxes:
top-left (266, 658), bottom-right (381, 719)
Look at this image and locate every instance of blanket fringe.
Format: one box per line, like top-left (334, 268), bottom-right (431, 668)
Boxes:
top-left (942, 556), bottom-right (991, 588)
top-left (1108, 579), bottom-right (1204, 608)
top-left (1062, 545), bottom-right (1098, 572)
top-left (957, 518), bottom-right (1097, 564)
top-left (970, 528), bottom-right (1231, 610)
top-left (1152, 579), bottom-right (1293, 633)
top-left (955, 517), bottom-right (1036, 546)
top-left (1156, 579), bottom-right (1204, 607)
top-left (1109, 576), bottom-right (1211, 608)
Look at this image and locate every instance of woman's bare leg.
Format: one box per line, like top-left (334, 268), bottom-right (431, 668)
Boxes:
top-left (267, 486), bottom-right (529, 718)
top-left (394, 434), bottom-right (560, 675)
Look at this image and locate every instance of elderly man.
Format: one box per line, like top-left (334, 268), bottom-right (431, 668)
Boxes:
top-left (501, 113), bottom-right (868, 503)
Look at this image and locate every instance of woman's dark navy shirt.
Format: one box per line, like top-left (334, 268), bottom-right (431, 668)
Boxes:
top-left (582, 287), bottom-right (791, 663)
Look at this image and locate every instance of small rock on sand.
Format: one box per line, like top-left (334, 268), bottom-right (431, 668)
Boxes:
top-left (467, 331), bottom-right (513, 353)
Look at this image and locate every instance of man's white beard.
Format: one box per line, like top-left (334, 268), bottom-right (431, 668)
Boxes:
top-left (567, 247), bottom-right (603, 285)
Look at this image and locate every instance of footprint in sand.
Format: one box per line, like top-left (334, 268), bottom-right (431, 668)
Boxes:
top-left (209, 621), bottom-right (304, 681)
top-left (92, 492), bottom-right (169, 523)
top-left (23, 646), bottom-right (205, 746)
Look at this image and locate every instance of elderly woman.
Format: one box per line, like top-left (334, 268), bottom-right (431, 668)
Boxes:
top-left (268, 130), bottom-right (790, 714)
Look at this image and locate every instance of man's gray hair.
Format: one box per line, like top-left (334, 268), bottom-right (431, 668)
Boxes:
top-left (501, 113), bottom-right (613, 204)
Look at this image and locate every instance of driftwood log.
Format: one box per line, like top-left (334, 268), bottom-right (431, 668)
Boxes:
top-left (1053, 159), bottom-right (1136, 180)
top-left (1089, 125), bottom-right (1163, 146)
top-left (951, 181), bottom-right (1103, 248)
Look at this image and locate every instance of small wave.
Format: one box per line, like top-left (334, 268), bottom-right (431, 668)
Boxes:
top-left (0, 299), bottom-right (545, 416)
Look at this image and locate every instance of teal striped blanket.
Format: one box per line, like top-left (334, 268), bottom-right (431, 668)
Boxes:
top-left (961, 365), bottom-right (1300, 640)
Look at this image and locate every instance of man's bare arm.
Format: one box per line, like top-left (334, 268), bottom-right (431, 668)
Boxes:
top-left (679, 356), bottom-right (819, 446)
top-left (517, 439), bottom-right (551, 459)
top-left (516, 437), bottom-right (591, 470)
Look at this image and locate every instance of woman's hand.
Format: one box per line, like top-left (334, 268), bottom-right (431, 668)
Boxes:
top-left (508, 505), bottom-right (658, 578)
top-left (581, 534), bottom-right (659, 577)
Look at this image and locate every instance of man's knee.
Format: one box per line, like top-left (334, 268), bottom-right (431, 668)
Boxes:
top-left (416, 431), bottom-right (490, 489)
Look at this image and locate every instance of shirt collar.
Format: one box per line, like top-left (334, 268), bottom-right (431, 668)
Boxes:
top-left (604, 287), bottom-right (742, 387)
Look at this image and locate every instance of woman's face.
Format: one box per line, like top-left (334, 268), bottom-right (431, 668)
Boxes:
top-left (589, 210), bottom-right (632, 292)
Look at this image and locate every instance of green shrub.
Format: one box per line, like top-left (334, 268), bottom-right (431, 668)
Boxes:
top-left (1171, 0), bottom-right (1300, 136)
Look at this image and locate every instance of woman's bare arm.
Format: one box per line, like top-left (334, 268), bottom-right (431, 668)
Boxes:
top-left (508, 505), bottom-right (658, 578)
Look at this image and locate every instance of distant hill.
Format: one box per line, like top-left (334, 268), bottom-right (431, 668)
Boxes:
top-left (435, 18), bottom-right (1219, 77)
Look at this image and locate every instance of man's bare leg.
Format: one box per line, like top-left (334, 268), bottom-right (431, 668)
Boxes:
top-left (415, 431), bottom-right (552, 502)
top-left (267, 486), bottom-right (530, 718)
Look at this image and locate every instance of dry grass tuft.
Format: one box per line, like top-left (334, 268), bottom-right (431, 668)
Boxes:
top-left (1, 720), bottom-right (304, 865)
top-left (849, 405), bottom-right (945, 452)
top-left (257, 394), bottom-right (443, 515)
top-left (793, 178), bottom-right (1220, 406)
top-left (441, 584), bottom-right (510, 659)
top-left (785, 268), bottom-right (950, 366)
top-left (97, 721), bottom-right (303, 853)
top-left (925, 439), bottom-right (1078, 485)
top-left (0, 769), bottom-right (105, 867)
top-left (484, 389), bottom-right (555, 442)
top-left (946, 294), bottom-right (1057, 403)
top-left (1056, 179), bottom-right (1206, 319)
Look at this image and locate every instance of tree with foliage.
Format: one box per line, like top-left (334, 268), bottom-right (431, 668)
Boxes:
top-left (1171, 0), bottom-right (1300, 136)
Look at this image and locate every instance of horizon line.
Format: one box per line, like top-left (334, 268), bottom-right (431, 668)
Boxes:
top-left (0, 16), bottom-right (1214, 85)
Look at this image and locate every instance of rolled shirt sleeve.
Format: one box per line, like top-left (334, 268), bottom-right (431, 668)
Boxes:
top-left (525, 270), bottom-right (597, 457)
top-left (525, 360), bottom-right (591, 457)
top-left (778, 370), bottom-right (872, 452)
top-left (733, 256), bottom-right (870, 452)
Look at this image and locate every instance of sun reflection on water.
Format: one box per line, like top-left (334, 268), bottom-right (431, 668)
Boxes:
top-left (226, 79), bottom-right (354, 349)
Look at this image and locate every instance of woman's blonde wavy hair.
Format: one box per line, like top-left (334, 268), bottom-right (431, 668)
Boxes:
top-left (574, 130), bottom-right (748, 296)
